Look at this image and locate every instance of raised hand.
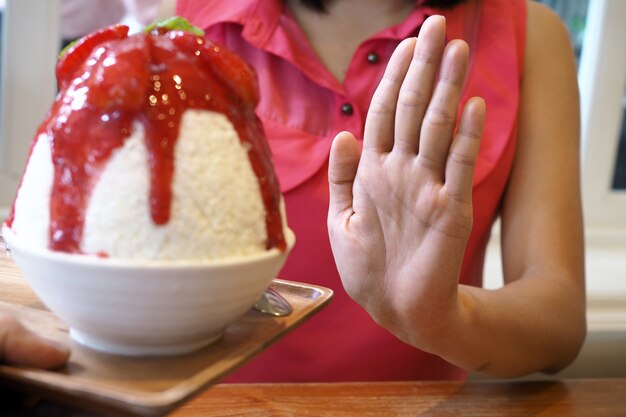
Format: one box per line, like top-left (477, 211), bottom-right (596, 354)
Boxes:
top-left (327, 15), bottom-right (485, 350)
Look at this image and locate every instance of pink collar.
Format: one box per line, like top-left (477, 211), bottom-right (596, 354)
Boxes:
top-left (180, 0), bottom-right (435, 93)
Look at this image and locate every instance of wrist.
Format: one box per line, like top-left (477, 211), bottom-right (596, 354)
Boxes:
top-left (402, 286), bottom-right (481, 370)
top-left (398, 290), bottom-right (466, 356)
top-left (434, 286), bottom-right (491, 372)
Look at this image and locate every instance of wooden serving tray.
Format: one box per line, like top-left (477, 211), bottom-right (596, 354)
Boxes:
top-left (0, 243), bottom-right (333, 416)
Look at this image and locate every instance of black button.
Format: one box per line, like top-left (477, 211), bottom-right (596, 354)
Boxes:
top-left (340, 103), bottom-right (354, 115)
top-left (366, 52), bottom-right (380, 64)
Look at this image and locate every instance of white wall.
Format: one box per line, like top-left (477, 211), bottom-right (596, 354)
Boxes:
top-left (0, 0), bottom-right (59, 205)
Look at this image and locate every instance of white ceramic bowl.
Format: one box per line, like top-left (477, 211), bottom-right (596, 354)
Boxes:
top-left (2, 225), bottom-right (294, 356)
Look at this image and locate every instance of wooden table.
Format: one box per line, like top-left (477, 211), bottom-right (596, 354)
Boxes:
top-left (174, 379), bottom-right (626, 417)
top-left (3, 378), bottom-right (626, 416)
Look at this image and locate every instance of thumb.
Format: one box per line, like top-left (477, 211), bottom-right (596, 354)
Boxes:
top-left (0, 314), bottom-right (70, 369)
top-left (328, 131), bottom-right (361, 220)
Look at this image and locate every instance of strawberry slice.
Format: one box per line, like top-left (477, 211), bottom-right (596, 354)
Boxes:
top-left (168, 32), bottom-right (259, 106)
top-left (85, 35), bottom-right (150, 111)
top-left (199, 39), bottom-right (260, 106)
top-left (56, 24), bottom-right (130, 90)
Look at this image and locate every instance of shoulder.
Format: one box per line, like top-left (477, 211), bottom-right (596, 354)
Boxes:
top-left (524, 1), bottom-right (575, 73)
top-left (526, 0), bottom-right (568, 30)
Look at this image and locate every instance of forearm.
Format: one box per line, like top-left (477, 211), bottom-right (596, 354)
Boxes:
top-left (430, 1), bottom-right (589, 379)
top-left (419, 272), bottom-right (586, 378)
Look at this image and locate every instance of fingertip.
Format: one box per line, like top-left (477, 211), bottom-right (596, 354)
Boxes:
top-left (425, 14), bottom-right (446, 25)
top-left (423, 14), bottom-right (446, 33)
top-left (415, 15), bottom-right (447, 58)
top-left (334, 130), bottom-right (360, 145)
top-left (458, 96), bottom-right (487, 140)
top-left (38, 339), bottom-right (71, 369)
top-left (447, 38), bottom-right (469, 55)
top-left (441, 40), bottom-right (470, 81)
top-left (329, 131), bottom-right (360, 217)
top-left (330, 131), bottom-right (360, 175)
top-left (333, 130), bottom-right (356, 142)
top-left (394, 37), bottom-right (418, 58)
top-left (331, 131), bottom-right (355, 155)
top-left (467, 96), bottom-right (487, 117)
top-left (1, 321), bottom-right (71, 369)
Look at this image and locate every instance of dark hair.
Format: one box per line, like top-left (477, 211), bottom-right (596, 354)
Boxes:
top-left (299, 0), bottom-right (465, 12)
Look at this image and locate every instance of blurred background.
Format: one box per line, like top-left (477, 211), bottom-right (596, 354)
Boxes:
top-left (0, 0), bottom-right (625, 379)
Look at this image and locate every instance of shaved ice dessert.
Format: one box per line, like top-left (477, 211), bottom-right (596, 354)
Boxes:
top-left (1, 18), bottom-right (293, 356)
top-left (5, 18), bottom-right (287, 261)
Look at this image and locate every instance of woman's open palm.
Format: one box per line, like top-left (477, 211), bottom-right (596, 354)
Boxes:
top-left (327, 16), bottom-right (486, 347)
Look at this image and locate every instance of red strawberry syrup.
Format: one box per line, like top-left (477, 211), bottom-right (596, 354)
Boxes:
top-left (5, 28), bottom-right (286, 254)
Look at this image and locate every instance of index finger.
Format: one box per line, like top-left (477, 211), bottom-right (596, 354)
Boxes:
top-left (363, 37), bottom-right (416, 153)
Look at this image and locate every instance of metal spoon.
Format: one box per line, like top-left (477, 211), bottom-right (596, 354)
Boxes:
top-left (253, 286), bottom-right (293, 316)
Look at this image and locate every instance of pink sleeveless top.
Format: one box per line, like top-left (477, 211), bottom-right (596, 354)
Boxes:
top-left (177, 0), bottom-right (526, 382)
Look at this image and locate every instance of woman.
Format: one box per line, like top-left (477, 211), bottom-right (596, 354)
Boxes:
top-left (156, 0), bottom-right (585, 382)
